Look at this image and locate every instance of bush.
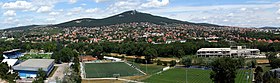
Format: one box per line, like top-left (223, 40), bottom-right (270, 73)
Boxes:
top-left (163, 61), bottom-right (168, 66)
top-left (181, 56), bottom-right (192, 67)
top-left (156, 59), bottom-right (162, 65)
top-left (169, 60), bottom-right (176, 67)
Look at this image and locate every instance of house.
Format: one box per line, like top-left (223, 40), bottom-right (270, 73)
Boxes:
top-left (79, 55), bottom-right (97, 62)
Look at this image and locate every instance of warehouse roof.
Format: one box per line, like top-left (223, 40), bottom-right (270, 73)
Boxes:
top-left (1, 59), bottom-right (18, 66)
top-left (13, 59), bottom-right (54, 71)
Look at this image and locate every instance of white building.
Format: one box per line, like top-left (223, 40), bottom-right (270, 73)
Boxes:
top-left (196, 46), bottom-right (260, 58)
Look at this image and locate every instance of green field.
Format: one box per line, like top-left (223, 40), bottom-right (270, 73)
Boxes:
top-left (138, 64), bottom-right (164, 75)
top-left (19, 54), bottom-right (51, 60)
top-left (143, 68), bottom-right (253, 83)
top-left (84, 62), bottom-right (144, 78)
top-left (126, 61), bottom-right (164, 75)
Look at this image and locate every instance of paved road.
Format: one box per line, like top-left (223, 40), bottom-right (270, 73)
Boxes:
top-left (47, 63), bottom-right (69, 82)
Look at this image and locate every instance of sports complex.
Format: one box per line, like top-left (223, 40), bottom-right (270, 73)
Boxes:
top-left (80, 59), bottom-right (147, 82)
top-left (80, 56), bottom-right (254, 83)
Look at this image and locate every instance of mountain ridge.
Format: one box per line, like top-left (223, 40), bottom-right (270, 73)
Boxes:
top-left (4, 10), bottom-right (222, 30)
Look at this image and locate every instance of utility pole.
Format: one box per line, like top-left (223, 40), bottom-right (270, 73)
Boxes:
top-left (146, 60), bottom-right (147, 74)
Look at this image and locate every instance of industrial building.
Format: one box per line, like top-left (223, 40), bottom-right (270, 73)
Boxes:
top-left (13, 59), bottom-right (55, 78)
top-left (196, 46), bottom-right (260, 58)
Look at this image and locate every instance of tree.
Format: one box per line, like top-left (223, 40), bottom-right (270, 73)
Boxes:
top-left (63, 69), bottom-right (81, 83)
top-left (176, 49), bottom-right (185, 58)
top-left (143, 47), bottom-right (158, 64)
top-left (0, 62), bottom-right (18, 82)
top-left (263, 70), bottom-right (280, 83)
top-left (251, 60), bottom-right (256, 68)
top-left (0, 52), bottom-right (4, 61)
top-left (254, 66), bottom-right (263, 83)
top-left (51, 47), bottom-right (78, 63)
top-left (163, 61), bottom-right (168, 66)
top-left (210, 58), bottom-right (238, 83)
top-left (266, 52), bottom-right (277, 63)
top-left (169, 60), bottom-right (176, 67)
top-left (181, 56), bottom-right (192, 67)
top-left (156, 59), bottom-right (162, 65)
top-left (270, 59), bottom-right (280, 69)
top-left (33, 68), bottom-right (46, 83)
top-left (235, 58), bottom-right (245, 68)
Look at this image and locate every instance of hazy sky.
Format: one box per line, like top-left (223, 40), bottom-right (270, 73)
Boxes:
top-left (0, 0), bottom-right (280, 29)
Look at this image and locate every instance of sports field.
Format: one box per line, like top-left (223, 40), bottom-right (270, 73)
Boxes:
top-left (84, 62), bottom-right (144, 78)
top-left (143, 68), bottom-right (253, 83)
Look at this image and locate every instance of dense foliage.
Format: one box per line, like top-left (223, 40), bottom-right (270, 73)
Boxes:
top-left (0, 62), bottom-right (19, 83)
top-left (32, 68), bottom-right (46, 83)
top-left (210, 58), bottom-right (242, 83)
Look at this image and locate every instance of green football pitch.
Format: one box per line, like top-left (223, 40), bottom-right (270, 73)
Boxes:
top-left (84, 62), bottom-right (144, 78)
top-left (143, 68), bottom-right (253, 83)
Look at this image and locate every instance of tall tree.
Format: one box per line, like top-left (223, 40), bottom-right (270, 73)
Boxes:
top-left (254, 66), bottom-right (263, 83)
top-left (33, 68), bottom-right (46, 83)
top-left (210, 58), bottom-right (238, 83)
top-left (143, 47), bottom-right (158, 64)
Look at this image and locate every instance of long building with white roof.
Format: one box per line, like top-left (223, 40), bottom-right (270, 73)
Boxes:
top-left (196, 46), bottom-right (260, 58)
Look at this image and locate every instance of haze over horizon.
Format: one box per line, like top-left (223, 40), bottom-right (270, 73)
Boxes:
top-left (1, 0), bottom-right (280, 29)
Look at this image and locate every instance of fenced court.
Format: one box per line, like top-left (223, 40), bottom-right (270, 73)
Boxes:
top-left (143, 68), bottom-right (253, 83)
top-left (83, 62), bottom-right (145, 78)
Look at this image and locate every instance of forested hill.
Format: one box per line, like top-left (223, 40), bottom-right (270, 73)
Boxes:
top-left (54, 10), bottom-right (221, 27)
top-left (4, 10), bottom-right (222, 30)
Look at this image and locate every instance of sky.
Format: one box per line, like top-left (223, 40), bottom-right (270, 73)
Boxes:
top-left (0, 0), bottom-right (280, 29)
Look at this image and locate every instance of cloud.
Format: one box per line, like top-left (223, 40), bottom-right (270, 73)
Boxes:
top-left (69, 0), bottom-right (77, 4)
top-left (240, 8), bottom-right (247, 11)
top-left (277, 17), bottom-right (280, 20)
top-left (49, 12), bottom-right (60, 16)
top-left (3, 17), bottom-right (19, 24)
top-left (227, 13), bottom-right (234, 17)
top-left (3, 10), bottom-right (16, 17)
top-left (46, 18), bottom-right (55, 21)
top-left (95, 0), bottom-right (109, 3)
top-left (81, 3), bottom-right (87, 6)
top-left (106, 0), bottom-right (142, 14)
top-left (85, 8), bottom-right (99, 13)
top-left (141, 0), bottom-right (169, 8)
top-left (37, 6), bottom-right (53, 13)
top-left (277, 9), bottom-right (280, 14)
top-left (2, 1), bottom-right (33, 10)
top-left (71, 7), bottom-right (84, 13)
top-left (66, 12), bottom-right (73, 16)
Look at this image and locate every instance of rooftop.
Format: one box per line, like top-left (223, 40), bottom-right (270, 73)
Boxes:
top-left (13, 59), bottom-right (54, 71)
top-left (197, 48), bottom-right (231, 51)
top-left (1, 59), bottom-right (18, 66)
top-left (3, 49), bottom-right (21, 53)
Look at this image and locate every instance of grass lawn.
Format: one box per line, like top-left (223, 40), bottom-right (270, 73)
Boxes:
top-left (19, 54), bottom-right (51, 61)
top-left (126, 61), bottom-right (164, 75)
top-left (143, 68), bottom-right (253, 83)
top-left (84, 62), bottom-right (144, 78)
top-left (138, 64), bottom-right (164, 75)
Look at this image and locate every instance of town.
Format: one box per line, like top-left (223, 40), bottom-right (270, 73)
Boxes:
top-left (1, 0), bottom-right (280, 83)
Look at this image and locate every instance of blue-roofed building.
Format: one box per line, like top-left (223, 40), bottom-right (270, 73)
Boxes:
top-left (3, 49), bottom-right (24, 59)
top-left (13, 59), bottom-right (55, 78)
